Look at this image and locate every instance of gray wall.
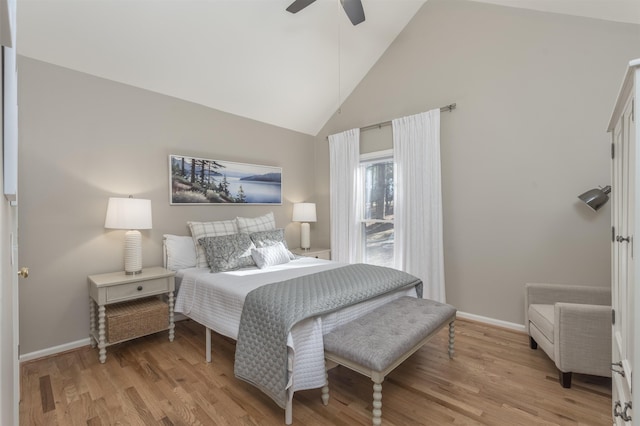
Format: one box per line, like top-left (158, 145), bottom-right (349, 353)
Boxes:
top-left (18, 57), bottom-right (316, 354)
top-left (315, 0), bottom-right (640, 325)
top-left (17, 1), bottom-right (640, 355)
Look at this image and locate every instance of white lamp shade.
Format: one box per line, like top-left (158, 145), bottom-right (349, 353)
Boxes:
top-left (105, 197), bottom-right (152, 274)
top-left (292, 203), bottom-right (317, 222)
top-left (104, 197), bottom-right (152, 230)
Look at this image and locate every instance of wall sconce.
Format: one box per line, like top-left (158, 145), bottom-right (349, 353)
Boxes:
top-left (578, 185), bottom-right (611, 212)
top-left (104, 196), bottom-right (153, 274)
top-left (292, 202), bottom-right (317, 250)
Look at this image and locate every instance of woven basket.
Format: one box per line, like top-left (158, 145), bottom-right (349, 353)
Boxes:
top-left (106, 297), bottom-right (168, 343)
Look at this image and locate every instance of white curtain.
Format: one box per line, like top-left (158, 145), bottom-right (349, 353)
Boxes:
top-left (392, 109), bottom-right (445, 302)
top-left (328, 128), bottom-right (361, 263)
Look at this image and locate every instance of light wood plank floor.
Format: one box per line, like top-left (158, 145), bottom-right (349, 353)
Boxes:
top-left (20, 319), bottom-right (612, 425)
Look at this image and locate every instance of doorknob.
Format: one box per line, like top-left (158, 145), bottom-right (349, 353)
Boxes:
top-left (17, 267), bottom-right (29, 278)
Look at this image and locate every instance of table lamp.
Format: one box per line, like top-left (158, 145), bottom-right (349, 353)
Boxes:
top-left (292, 202), bottom-right (316, 250)
top-left (104, 196), bottom-right (152, 274)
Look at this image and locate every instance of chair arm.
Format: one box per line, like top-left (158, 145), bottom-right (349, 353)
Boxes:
top-left (553, 303), bottom-right (612, 377)
top-left (525, 283), bottom-right (610, 307)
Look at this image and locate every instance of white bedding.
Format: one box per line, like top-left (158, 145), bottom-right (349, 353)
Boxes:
top-left (174, 257), bottom-right (417, 393)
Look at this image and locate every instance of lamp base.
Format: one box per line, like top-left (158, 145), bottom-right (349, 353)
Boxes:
top-left (300, 222), bottom-right (311, 250)
top-left (124, 230), bottom-right (143, 274)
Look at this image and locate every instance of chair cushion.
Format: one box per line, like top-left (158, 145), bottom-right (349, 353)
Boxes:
top-left (528, 304), bottom-right (554, 343)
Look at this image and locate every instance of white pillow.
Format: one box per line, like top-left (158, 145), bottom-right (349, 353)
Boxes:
top-left (163, 234), bottom-right (197, 271)
top-left (236, 212), bottom-right (276, 234)
top-left (251, 242), bottom-right (291, 269)
top-left (187, 220), bottom-right (238, 268)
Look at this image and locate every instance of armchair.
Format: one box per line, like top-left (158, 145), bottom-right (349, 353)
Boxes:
top-left (524, 283), bottom-right (611, 388)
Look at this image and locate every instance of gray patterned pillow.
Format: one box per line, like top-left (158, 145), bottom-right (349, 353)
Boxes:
top-left (198, 233), bottom-right (256, 272)
top-left (251, 242), bottom-right (291, 269)
top-left (188, 219), bottom-right (238, 268)
top-left (250, 229), bottom-right (295, 259)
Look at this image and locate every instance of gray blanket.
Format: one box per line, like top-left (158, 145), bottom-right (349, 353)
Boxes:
top-left (234, 263), bottom-right (423, 408)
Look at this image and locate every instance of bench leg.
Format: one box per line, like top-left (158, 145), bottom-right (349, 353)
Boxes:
top-left (322, 360), bottom-right (339, 406)
top-left (372, 377), bottom-right (384, 426)
top-left (448, 320), bottom-right (455, 359)
top-left (321, 370), bottom-right (330, 406)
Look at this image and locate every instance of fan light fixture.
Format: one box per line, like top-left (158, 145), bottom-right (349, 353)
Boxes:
top-left (286, 0), bottom-right (365, 26)
top-left (578, 185), bottom-right (611, 212)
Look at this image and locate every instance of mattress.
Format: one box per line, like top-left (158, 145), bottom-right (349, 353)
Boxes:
top-left (174, 257), bottom-right (417, 393)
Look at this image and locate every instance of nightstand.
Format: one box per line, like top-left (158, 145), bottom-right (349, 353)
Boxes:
top-left (88, 266), bottom-right (176, 363)
top-left (291, 247), bottom-right (331, 260)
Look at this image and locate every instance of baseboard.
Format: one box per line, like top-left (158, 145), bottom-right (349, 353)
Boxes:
top-left (20, 337), bottom-right (92, 363)
top-left (457, 311), bottom-right (526, 333)
top-left (20, 314), bottom-right (190, 363)
top-left (19, 312), bottom-right (523, 363)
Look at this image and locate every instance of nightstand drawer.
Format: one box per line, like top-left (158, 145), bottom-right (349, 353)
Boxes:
top-left (312, 251), bottom-right (331, 260)
top-left (291, 247), bottom-right (331, 260)
top-left (106, 277), bottom-right (170, 303)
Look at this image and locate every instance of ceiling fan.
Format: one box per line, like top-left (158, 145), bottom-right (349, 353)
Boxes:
top-left (286, 0), bottom-right (365, 26)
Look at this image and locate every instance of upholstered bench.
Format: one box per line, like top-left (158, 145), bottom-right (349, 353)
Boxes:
top-left (322, 296), bottom-right (457, 425)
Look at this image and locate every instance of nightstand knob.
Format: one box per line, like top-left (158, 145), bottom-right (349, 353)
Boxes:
top-left (137, 285), bottom-right (143, 291)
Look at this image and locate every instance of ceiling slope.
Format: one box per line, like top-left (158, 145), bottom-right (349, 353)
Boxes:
top-left (17, 0), bottom-right (640, 136)
top-left (17, 0), bottom-right (426, 136)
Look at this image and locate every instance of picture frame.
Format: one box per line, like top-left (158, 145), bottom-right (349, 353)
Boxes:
top-left (169, 154), bottom-right (282, 205)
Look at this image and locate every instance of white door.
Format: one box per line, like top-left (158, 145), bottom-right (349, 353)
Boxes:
top-left (612, 87), bottom-right (635, 426)
top-left (1, 0), bottom-right (21, 424)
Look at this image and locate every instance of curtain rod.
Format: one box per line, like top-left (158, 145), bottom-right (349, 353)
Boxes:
top-left (360, 103), bottom-right (456, 132)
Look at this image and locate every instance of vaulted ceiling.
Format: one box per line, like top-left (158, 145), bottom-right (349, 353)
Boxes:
top-left (17, 0), bottom-right (640, 136)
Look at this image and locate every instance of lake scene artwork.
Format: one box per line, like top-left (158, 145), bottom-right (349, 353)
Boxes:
top-left (170, 155), bottom-right (282, 205)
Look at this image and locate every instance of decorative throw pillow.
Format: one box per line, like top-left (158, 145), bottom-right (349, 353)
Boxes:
top-left (251, 242), bottom-right (291, 269)
top-left (236, 212), bottom-right (276, 234)
top-left (198, 233), bottom-right (256, 272)
top-left (163, 234), bottom-right (197, 270)
top-left (188, 219), bottom-right (238, 268)
top-left (250, 229), bottom-right (295, 259)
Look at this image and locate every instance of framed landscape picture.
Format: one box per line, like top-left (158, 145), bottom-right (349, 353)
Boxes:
top-left (169, 154), bottom-right (282, 205)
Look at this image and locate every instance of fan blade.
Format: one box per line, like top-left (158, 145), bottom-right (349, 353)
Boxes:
top-left (341, 0), bottom-right (365, 25)
top-left (286, 0), bottom-right (317, 14)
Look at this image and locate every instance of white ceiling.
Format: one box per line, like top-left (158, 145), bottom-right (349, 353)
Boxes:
top-left (17, 0), bottom-right (640, 136)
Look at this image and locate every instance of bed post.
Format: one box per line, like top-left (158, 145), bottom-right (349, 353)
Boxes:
top-left (285, 388), bottom-right (293, 425)
top-left (206, 327), bottom-right (212, 363)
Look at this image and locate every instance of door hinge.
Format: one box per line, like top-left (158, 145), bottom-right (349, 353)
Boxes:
top-left (612, 309), bottom-right (616, 325)
top-left (613, 226), bottom-right (616, 242)
top-left (612, 143), bottom-right (615, 159)
top-left (632, 99), bottom-right (635, 122)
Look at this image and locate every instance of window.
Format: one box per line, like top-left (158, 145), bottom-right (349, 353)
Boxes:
top-left (360, 151), bottom-right (394, 267)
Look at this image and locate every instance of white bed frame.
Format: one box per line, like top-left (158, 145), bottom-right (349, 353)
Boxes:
top-left (163, 237), bottom-right (297, 424)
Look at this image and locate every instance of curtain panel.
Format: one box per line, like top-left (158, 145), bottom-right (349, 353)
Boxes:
top-left (392, 109), bottom-right (446, 302)
top-left (328, 129), bottom-right (361, 264)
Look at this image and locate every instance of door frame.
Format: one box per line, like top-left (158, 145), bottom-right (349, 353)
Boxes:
top-left (1, 0), bottom-right (20, 423)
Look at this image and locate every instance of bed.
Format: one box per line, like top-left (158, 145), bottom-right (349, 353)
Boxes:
top-left (163, 214), bottom-right (421, 424)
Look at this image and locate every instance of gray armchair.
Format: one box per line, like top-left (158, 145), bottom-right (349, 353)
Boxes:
top-left (525, 283), bottom-right (611, 388)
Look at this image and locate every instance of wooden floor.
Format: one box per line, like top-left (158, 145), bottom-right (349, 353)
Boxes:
top-left (20, 318), bottom-right (612, 425)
